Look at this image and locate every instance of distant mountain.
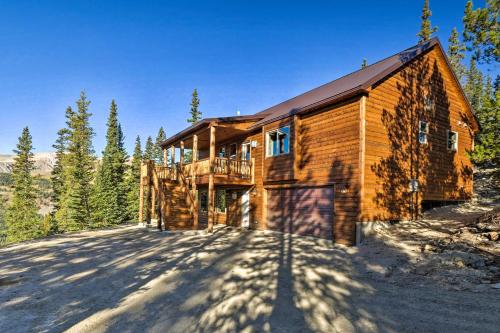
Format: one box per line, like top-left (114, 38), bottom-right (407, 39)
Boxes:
top-left (0, 152), bottom-right (56, 176)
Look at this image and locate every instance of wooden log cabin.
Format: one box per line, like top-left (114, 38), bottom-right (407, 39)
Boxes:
top-left (139, 38), bottom-right (479, 245)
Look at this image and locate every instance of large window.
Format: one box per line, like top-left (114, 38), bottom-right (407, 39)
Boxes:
top-left (447, 130), bottom-right (458, 151)
top-left (418, 120), bottom-right (429, 144)
top-left (266, 126), bottom-right (290, 157)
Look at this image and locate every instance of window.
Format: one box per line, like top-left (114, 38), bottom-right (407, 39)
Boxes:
top-left (424, 95), bottom-right (435, 112)
top-left (418, 120), bottom-right (429, 144)
top-left (199, 191), bottom-right (208, 212)
top-left (218, 147), bottom-right (226, 158)
top-left (229, 143), bottom-right (237, 159)
top-left (241, 143), bottom-right (251, 161)
top-left (215, 189), bottom-right (226, 213)
top-left (266, 126), bottom-right (290, 157)
top-left (447, 130), bottom-right (458, 151)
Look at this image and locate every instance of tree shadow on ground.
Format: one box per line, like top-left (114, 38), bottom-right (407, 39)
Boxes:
top-left (0, 224), bottom-right (499, 332)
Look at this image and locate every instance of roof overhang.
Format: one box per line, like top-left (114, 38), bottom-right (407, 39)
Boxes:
top-left (160, 115), bottom-right (264, 148)
top-left (247, 86), bottom-right (370, 130)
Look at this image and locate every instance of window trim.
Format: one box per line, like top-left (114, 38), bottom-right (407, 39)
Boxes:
top-left (447, 130), bottom-right (458, 151)
top-left (265, 125), bottom-right (290, 157)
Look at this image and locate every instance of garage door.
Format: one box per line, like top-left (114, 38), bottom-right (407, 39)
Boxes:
top-left (267, 187), bottom-right (334, 240)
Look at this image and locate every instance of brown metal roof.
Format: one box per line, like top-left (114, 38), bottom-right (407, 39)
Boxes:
top-left (161, 37), bottom-right (477, 145)
top-left (248, 38), bottom-right (439, 129)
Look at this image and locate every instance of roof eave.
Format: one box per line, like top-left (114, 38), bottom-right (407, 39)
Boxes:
top-left (248, 87), bottom-right (369, 130)
top-left (160, 114), bottom-right (266, 147)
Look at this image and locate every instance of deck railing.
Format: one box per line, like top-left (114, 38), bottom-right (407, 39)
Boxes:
top-left (156, 158), bottom-right (252, 182)
top-left (154, 165), bottom-right (177, 181)
top-left (213, 157), bottom-right (251, 178)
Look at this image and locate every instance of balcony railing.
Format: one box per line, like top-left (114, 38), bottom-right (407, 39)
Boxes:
top-left (213, 157), bottom-right (251, 178)
top-left (154, 165), bottom-right (177, 181)
top-left (155, 157), bottom-right (252, 182)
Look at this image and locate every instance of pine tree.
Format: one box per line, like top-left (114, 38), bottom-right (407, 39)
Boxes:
top-left (142, 136), bottom-right (155, 221)
top-left (5, 127), bottom-right (42, 242)
top-left (187, 89), bottom-right (202, 124)
top-left (92, 100), bottom-right (128, 227)
top-left (126, 136), bottom-right (143, 220)
top-left (144, 136), bottom-right (154, 161)
top-left (153, 127), bottom-right (166, 164)
top-left (463, 0), bottom-right (499, 63)
top-left (417, 0), bottom-right (438, 43)
top-left (56, 92), bottom-right (95, 231)
top-left (361, 59), bottom-right (368, 68)
top-left (447, 27), bottom-right (467, 83)
top-left (464, 58), bottom-right (484, 112)
top-left (51, 125), bottom-right (69, 215)
top-left (471, 75), bottom-right (500, 168)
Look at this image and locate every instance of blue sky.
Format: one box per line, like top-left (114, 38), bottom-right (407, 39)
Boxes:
top-left (0, 0), bottom-right (491, 155)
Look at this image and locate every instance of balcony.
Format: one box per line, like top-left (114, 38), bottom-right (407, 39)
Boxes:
top-left (155, 157), bottom-right (254, 185)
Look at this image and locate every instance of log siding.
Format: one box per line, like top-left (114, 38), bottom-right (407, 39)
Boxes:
top-left (141, 39), bottom-right (477, 245)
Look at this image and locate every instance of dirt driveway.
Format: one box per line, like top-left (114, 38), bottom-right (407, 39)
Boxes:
top-left (0, 225), bottom-right (498, 333)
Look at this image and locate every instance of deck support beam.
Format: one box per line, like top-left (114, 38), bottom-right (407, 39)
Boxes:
top-left (192, 134), bottom-right (198, 229)
top-left (151, 162), bottom-right (157, 220)
top-left (207, 126), bottom-right (216, 232)
top-left (170, 145), bottom-right (175, 166)
top-left (139, 162), bottom-right (145, 222)
top-left (179, 141), bottom-right (184, 169)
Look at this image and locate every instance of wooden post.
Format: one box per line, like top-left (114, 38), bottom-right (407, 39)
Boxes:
top-left (358, 96), bottom-right (366, 221)
top-left (157, 176), bottom-right (163, 231)
top-left (251, 157), bottom-right (255, 184)
top-left (145, 160), bottom-right (152, 222)
top-left (192, 134), bottom-right (198, 229)
top-left (139, 162), bottom-right (145, 222)
top-left (293, 115), bottom-right (301, 179)
top-left (151, 163), bottom-right (157, 220)
top-left (163, 148), bottom-right (168, 167)
top-left (179, 141), bottom-right (184, 169)
top-left (170, 145), bottom-right (175, 166)
top-left (208, 126), bottom-right (216, 232)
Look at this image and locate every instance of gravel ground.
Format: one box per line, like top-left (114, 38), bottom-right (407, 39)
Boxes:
top-left (0, 223), bottom-right (499, 333)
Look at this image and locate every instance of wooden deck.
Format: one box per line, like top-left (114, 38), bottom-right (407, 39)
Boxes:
top-left (155, 157), bottom-right (254, 185)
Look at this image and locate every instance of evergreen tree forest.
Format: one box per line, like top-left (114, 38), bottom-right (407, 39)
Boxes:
top-left (417, 0), bottom-right (499, 173)
top-left (445, 0), bottom-right (499, 172)
top-left (0, 92), bottom-right (169, 244)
